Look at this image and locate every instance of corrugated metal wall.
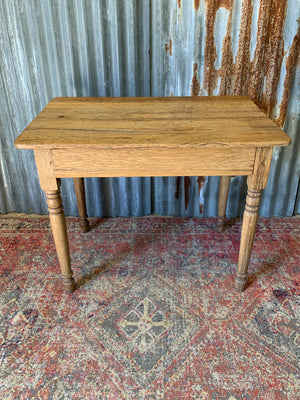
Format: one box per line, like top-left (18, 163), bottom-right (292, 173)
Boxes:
top-left (0, 0), bottom-right (299, 217)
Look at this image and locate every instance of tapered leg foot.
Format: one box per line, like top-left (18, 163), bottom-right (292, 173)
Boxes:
top-left (45, 185), bottom-right (75, 294)
top-left (79, 217), bottom-right (89, 233)
top-left (216, 217), bottom-right (225, 233)
top-left (74, 178), bottom-right (89, 233)
top-left (62, 274), bottom-right (75, 293)
top-left (217, 176), bottom-right (231, 232)
top-left (235, 272), bottom-right (247, 292)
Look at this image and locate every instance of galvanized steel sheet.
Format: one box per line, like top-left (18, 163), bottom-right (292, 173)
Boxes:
top-left (0, 0), bottom-right (299, 217)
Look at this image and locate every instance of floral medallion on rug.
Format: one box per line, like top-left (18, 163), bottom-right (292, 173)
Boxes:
top-left (0, 216), bottom-right (299, 399)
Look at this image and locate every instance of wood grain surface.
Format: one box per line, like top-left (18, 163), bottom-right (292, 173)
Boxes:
top-left (15, 96), bottom-right (291, 150)
top-left (51, 147), bottom-right (255, 177)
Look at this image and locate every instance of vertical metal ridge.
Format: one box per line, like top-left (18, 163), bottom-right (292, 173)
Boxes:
top-left (0, 1), bottom-right (36, 213)
top-left (55, 0), bottom-right (75, 96)
top-left (0, 0), bottom-right (299, 217)
top-left (87, 1), bottom-right (105, 96)
top-left (67, 0), bottom-right (91, 97)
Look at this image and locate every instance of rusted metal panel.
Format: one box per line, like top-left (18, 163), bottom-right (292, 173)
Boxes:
top-left (0, 0), bottom-right (299, 217)
top-left (157, 0), bottom-right (300, 216)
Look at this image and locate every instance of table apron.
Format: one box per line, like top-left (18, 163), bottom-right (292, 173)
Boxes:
top-left (51, 147), bottom-right (256, 178)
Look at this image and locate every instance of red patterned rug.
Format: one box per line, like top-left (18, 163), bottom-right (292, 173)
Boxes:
top-left (0, 215), bottom-right (299, 399)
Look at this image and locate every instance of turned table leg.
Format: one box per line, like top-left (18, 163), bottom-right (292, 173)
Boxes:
top-left (45, 181), bottom-right (75, 293)
top-left (73, 178), bottom-right (89, 233)
top-left (235, 147), bottom-right (273, 291)
top-left (235, 184), bottom-right (262, 291)
top-left (217, 176), bottom-right (231, 232)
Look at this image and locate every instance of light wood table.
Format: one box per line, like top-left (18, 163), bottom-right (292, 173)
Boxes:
top-left (15, 96), bottom-right (291, 293)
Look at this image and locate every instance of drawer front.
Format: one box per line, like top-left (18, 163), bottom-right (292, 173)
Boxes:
top-left (52, 147), bottom-right (256, 177)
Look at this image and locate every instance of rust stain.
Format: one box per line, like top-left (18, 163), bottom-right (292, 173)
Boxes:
top-left (198, 176), bottom-right (205, 214)
top-left (194, 0), bottom-right (296, 127)
top-left (248, 1), bottom-right (270, 104)
top-left (175, 176), bottom-right (205, 211)
top-left (175, 177), bottom-right (191, 210)
top-left (204, 0), bottom-right (233, 11)
top-left (218, 0), bottom-right (233, 9)
top-left (203, 3), bottom-right (218, 95)
top-left (219, 30), bottom-right (234, 96)
top-left (175, 176), bottom-right (206, 211)
top-left (191, 63), bottom-right (200, 96)
top-left (170, 91), bottom-right (173, 97)
top-left (203, 1), bottom-right (234, 95)
top-left (177, 0), bottom-right (182, 8)
top-left (248, 0), bottom-right (288, 111)
top-left (194, 0), bottom-right (200, 10)
top-left (219, 4), bottom-right (234, 95)
top-left (184, 177), bottom-right (191, 210)
top-left (165, 37), bottom-right (173, 56)
top-left (260, 0), bottom-right (288, 117)
top-left (232, 0), bottom-right (253, 96)
top-left (276, 24), bottom-right (300, 127)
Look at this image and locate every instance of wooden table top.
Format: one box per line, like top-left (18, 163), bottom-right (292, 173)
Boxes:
top-left (15, 96), bottom-right (291, 150)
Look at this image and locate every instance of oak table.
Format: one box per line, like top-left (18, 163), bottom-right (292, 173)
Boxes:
top-left (15, 96), bottom-right (291, 293)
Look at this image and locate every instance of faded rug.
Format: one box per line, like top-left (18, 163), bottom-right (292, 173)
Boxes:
top-left (0, 216), bottom-right (299, 399)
